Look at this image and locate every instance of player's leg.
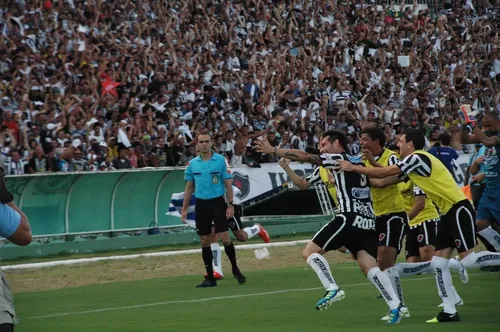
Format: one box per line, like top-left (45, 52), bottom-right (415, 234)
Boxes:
top-left (230, 205), bottom-right (270, 243)
top-left (194, 200), bottom-right (217, 288)
top-left (427, 203), bottom-right (472, 323)
top-left (354, 241), bottom-right (404, 325)
top-left (305, 217), bottom-right (348, 310)
top-left (0, 270), bottom-right (15, 332)
top-left (215, 198), bottom-right (246, 284)
top-left (475, 190), bottom-right (500, 250)
top-left (376, 214), bottom-right (407, 307)
top-left (210, 228), bottom-right (224, 279)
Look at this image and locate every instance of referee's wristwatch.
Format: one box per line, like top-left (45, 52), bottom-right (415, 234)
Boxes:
top-left (227, 201), bottom-right (234, 207)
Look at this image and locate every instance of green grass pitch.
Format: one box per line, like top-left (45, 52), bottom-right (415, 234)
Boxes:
top-left (14, 262), bottom-right (500, 332)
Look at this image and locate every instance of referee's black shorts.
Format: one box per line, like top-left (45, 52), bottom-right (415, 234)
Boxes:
top-left (195, 195), bottom-right (228, 236)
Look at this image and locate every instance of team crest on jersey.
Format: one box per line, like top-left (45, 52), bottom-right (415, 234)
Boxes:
top-left (379, 233), bottom-right (386, 242)
top-left (417, 234), bottom-right (424, 243)
top-left (232, 172), bottom-right (250, 199)
top-left (455, 239), bottom-right (461, 248)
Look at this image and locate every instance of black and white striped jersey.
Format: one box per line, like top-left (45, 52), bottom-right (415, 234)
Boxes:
top-left (308, 153), bottom-right (375, 219)
top-left (397, 153), bottom-right (432, 180)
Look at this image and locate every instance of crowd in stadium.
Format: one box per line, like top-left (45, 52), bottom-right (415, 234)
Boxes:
top-left (0, 0), bottom-right (498, 173)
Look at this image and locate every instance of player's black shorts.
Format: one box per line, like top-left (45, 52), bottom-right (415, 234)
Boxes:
top-left (228, 204), bottom-right (244, 232)
top-left (436, 199), bottom-right (477, 253)
top-left (195, 196), bottom-right (228, 236)
top-left (312, 213), bottom-right (378, 259)
top-left (405, 219), bottom-right (439, 259)
top-left (376, 211), bottom-right (408, 251)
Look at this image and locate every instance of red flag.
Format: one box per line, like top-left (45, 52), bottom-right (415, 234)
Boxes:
top-left (101, 80), bottom-right (120, 97)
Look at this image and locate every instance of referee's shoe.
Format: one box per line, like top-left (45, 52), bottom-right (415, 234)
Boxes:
top-left (197, 278), bottom-right (217, 288)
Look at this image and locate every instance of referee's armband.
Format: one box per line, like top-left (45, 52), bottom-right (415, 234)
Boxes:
top-left (0, 171), bottom-right (14, 204)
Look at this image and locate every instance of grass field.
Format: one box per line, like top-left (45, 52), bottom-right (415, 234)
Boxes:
top-left (9, 243), bottom-right (500, 332)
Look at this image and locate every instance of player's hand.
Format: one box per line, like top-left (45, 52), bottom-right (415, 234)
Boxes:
top-left (256, 137), bottom-right (274, 154)
top-left (474, 156), bottom-right (485, 165)
top-left (180, 210), bottom-right (188, 224)
top-left (226, 205), bottom-right (234, 219)
top-left (361, 149), bottom-right (374, 163)
top-left (334, 160), bottom-right (355, 172)
top-left (327, 170), bottom-right (336, 186)
top-left (278, 157), bottom-right (290, 169)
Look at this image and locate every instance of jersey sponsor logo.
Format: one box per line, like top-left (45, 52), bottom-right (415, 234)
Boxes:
top-left (352, 200), bottom-right (373, 217)
top-left (311, 257), bottom-right (336, 284)
top-left (346, 154), bottom-right (362, 163)
top-left (379, 233), bottom-right (386, 242)
top-left (403, 262), bottom-right (431, 274)
top-left (417, 234), bottom-right (424, 243)
top-left (351, 187), bottom-right (370, 199)
top-left (352, 215), bottom-right (375, 230)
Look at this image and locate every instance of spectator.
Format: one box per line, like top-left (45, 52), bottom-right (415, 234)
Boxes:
top-left (0, 0), bottom-right (496, 172)
top-left (428, 133), bottom-right (459, 174)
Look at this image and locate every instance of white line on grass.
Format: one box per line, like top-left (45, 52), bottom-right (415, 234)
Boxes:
top-left (22, 273), bottom-right (482, 321)
top-left (3, 240), bottom-right (311, 271)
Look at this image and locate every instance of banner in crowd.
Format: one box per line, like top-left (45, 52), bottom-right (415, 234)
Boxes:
top-left (232, 162), bottom-right (315, 203)
top-left (233, 153), bottom-right (471, 203)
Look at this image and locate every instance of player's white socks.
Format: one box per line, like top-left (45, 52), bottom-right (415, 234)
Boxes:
top-left (210, 243), bottom-right (223, 276)
top-left (243, 224), bottom-right (261, 240)
top-left (431, 256), bottom-right (456, 314)
top-left (367, 267), bottom-right (400, 310)
top-left (395, 261), bottom-right (433, 277)
top-left (478, 227), bottom-right (500, 251)
top-left (460, 251), bottom-right (500, 269)
top-left (307, 253), bottom-right (338, 291)
top-left (383, 267), bottom-right (405, 304)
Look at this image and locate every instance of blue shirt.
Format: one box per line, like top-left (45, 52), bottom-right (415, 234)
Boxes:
top-left (184, 152), bottom-right (232, 200)
top-left (428, 146), bottom-right (458, 174)
top-left (477, 137), bottom-right (500, 188)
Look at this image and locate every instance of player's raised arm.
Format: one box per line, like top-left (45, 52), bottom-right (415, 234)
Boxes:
top-left (279, 158), bottom-right (312, 189)
top-left (256, 138), bottom-right (323, 165)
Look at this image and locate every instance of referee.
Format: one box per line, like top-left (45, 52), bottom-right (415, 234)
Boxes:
top-left (181, 131), bottom-right (246, 288)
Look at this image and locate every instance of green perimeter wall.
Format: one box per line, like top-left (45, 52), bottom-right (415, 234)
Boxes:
top-left (5, 169), bottom-right (187, 236)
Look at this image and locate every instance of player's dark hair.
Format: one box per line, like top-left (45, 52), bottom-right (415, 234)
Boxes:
top-left (362, 127), bottom-right (386, 148)
top-left (322, 130), bottom-right (348, 152)
top-left (438, 133), bottom-right (451, 146)
top-left (404, 129), bottom-right (426, 150)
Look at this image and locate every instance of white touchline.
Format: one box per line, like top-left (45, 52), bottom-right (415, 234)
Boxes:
top-left (21, 273), bottom-right (483, 321)
top-left (2, 240), bottom-right (312, 271)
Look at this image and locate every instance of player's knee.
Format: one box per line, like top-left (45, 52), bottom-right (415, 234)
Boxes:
top-left (200, 235), bottom-right (211, 247)
top-left (210, 233), bottom-right (218, 243)
top-left (219, 232), bottom-right (231, 246)
top-left (302, 249), bottom-right (312, 261)
top-left (419, 246), bottom-right (435, 262)
top-left (234, 231), bottom-right (247, 242)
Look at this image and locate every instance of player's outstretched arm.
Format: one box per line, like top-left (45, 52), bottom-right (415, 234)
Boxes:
top-left (256, 140), bottom-right (322, 165)
top-left (278, 158), bottom-right (311, 190)
top-left (471, 126), bottom-right (500, 148)
top-left (335, 160), bottom-right (402, 178)
top-left (369, 176), bottom-right (402, 188)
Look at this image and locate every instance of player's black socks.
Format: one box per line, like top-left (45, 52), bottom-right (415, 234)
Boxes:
top-left (224, 242), bottom-right (238, 269)
top-left (202, 247), bottom-right (214, 279)
top-left (477, 234), bottom-right (498, 252)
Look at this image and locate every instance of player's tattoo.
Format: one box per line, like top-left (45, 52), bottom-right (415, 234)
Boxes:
top-left (283, 151), bottom-right (322, 165)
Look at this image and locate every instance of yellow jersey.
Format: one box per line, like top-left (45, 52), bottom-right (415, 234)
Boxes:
top-left (364, 148), bottom-right (405, 216)
top-left (319, 167), bottom-right (338, 206)
top-left (399, 180), bottom-right (439, 227)
top-left (399, 150), bottom-right (467, 215)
